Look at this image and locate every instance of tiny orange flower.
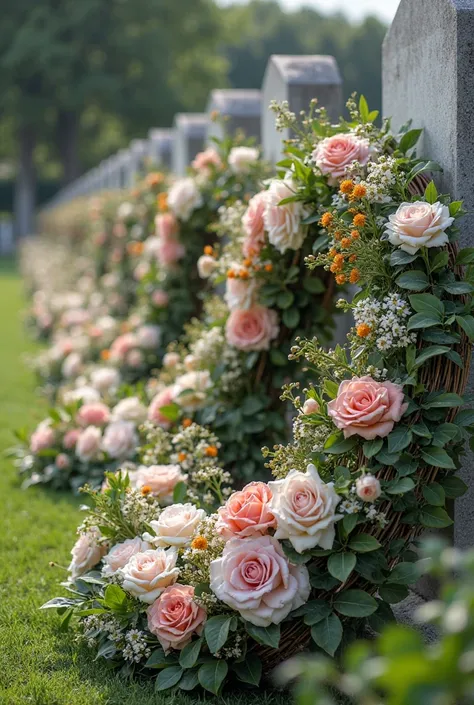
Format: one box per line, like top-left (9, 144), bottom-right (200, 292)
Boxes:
top-left (264, 263), bottom-right (273, 273)
top-left (182, 418), bottom-right (193, 428)
top-left (329, 248), bottom-right (337, 258)
top-left (340, 238), bottom-right (352, 249)
top-left (340, 179), bottom-right (354, 194)
top-left (349, 268), bottom-right (360, 284)
top-left (335, 274), bottom-right (346, 285)
top-left (253, 264), bottom-right (261, 271)
top-left (334, 231), bottom-right (343, 241)
top-left (352, 213), bottom-right (366, 227)
top-left (239, 269), bottom-right (249, 280)
top-left (330, 262), bottom-right (340, 273)
top-left (204, 245), bottom-right (214, 256)
top-left (320, 212), bottom-right (333, 228)
top-left (227, 269), bottom-right (236, 278)
top-left (141, 485), bottom-right (152, 496)
top-left (178, 452), bottom-right (187, 462)
top-left (351, 230), bottom-right (360, 240)
top-left (205, 445), bottom-right (218, 458)
top-left (191, 536), bottom-right (208, 550)
top-left (351, 184), bottom-right (367, 199)
top-left (349, 254), bottom-right (357, 263)
top-left (243, 258), bottom-right (252, 268)
top-left (356, 323), bottom-right (371, 338)
top-left (333, 254), bottom-right (344, 266)
top-left (157, 192), bottom-right (168, 212)
top-left (101, 349), bottom-right (111, 361)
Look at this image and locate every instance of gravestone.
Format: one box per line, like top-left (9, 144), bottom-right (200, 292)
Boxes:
top-left (383, 0), bottom-right (474, 555)
top-left (172, 113), bottom-right (207, 175)
top-left (148, 129), bottom-right (174, 170)
top-left (206, 89), bottom-right (261, 143)
top-left (261, 55), bottom-right (343, 164)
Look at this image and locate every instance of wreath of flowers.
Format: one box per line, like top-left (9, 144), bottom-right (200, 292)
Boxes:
top-left (43, 97), bottom-right (474, 695)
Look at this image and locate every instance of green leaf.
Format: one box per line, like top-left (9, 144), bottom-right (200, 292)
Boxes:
top-left (455, 247), bottom-right (474, 265)
top-left (294, 599), bottom-right (332, 626)
top-left (422, 392), bottom-right (464, 409)
top-left (179, 638), bottom-right (203, 669)
top-left (173, 481), bottom-right (187, 503)
top-left (455, 314), bottom-right (474, 340)
top-left (282, 307), bottom-right (300, 328)
top-left (155, 665), bottom-right (183, 691)
top-left (324, 435), bottom-right (358, 455)
top-left (387, 427), bottom-right (413, 454)
top-left (327, 552), bottom-right (356, 583)
top-left (449, 200), bottom-right (464, 217)
top-left (399, 128), bottom-right (423, 154)
top-left (359, 95), bottom-right (370, 122)
top-left (412, 422), bottom-right (432, 439)
top-left (379, 583), bottom-right (409, 604)
top-left (422, 483), bottom-right (445, 507)
top-left (179, 669), bottom-right (199, 691)
top-left (204, 616), bottom-right (233, 655)
top-left (270, 349), bottom-right (287, 366)
top-left (431, 423), bottom-right (459, 447)
top-left (156, 403), bottom-right (180, 423)
top-left (241, 396), bottom-right (266, 416)
top-left (232, 655), bottom-right (262, 686)
top-left (454, 409), bottom-right (474, 427)
top-left (277, 290), bottom-right (295, 309)
top-left (420, 505), bottom-right (453, 528)
top-left (421, 446), bottom-right (456, 469)
top-left (303, 277), bottom-right (325, 294)
top-left (443, 281), bottom-right (473, 295)
top-left (424, 180), bottom-right (438, 204)
top-left (396, 270), bottom-right (429, 291)
top-left (390, 250), bottom-right (417, 266)
top-left (407, 313), bottom-right (442, 330)
top-left (363, 438), bottom-right (383, 458)
top-left (198, 660), bottom-right (228, 695)
top-left (386, 477), bottom-right (415, 494)
top-left (409, 293), bottom-right (444, 317)
top-left (439, 475), bottom-right (467, 498)
top-left (414, 345), bottom-right (450, 368)
top-left (334, 590), bottom-right (378, 617)
top-left (348, 533), bottom-right (382, 553)
top-left (342, 513), bottom-right (358, 535)
top-left (311, 613), bottom-right (343, 656)
top-left (389, 562), bottom-right (420, 585)
top-left (103, 584), bottom-right (128, 612)
top-left (146, 648), bottom-right (170, 669)
top-left (244, 622), bottom-right (280, 649)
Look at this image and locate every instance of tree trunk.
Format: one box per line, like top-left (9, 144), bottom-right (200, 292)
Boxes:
top-left (57, 110), bottom-right (80, 185)
top-left (14, 125), bottom-right (36, 240)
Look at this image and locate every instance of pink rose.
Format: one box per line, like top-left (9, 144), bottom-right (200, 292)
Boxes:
top-left (303, 399), bottom-right (320, 415)
top-left (156, 212), bottom-right (179, 241)
top-left (312, 133), bottom-right (370, 182)
top-left (158, 238), bottom-right (185, 267)
top-left (152, 290), bottom-right (169, 307)
top-left (225, 305), bottom-right (279, 352)
top-left (224, 276), bottom-right (258, 311)
top-left (102, 537), bottom-right (150, 577)
top-left (69, 529), bottom-right (106, 580)
top-left (127, 349), bottom-right (143, 368)
top-left (385, 201), bottom-right (454, 254)
top-left (210, 535), bottom-right (310, 627)
top-left (356, 474), bottom-right (381, 502)
top-left (148, 387), bottom-right (175, 428)
top-left (30, 424), bottom-right (55, 453)
top-left (192, 147), bottom-right (222, 175)
top-left (75, 426), bottom-right (102, 462)
top-left (242, 191), bottom-right (267, 258)
top-left (55, 453), bottom-right (70, 470)
top-left (63, 428), bottom-right (81, 449)
top-left (263, 179), bottom-right (307, 253)
top-left (76, 402), bottom-right (110, 427)
top-left (101, 421), bottom-right (138, 459)
top-left (136, 324), bottom-right (161, 350)
top-left (327, 375), bottom-right (407, 440)
top-left (147, 584), bottom-right (206, 651)
top-left (216, 482), bottom-right (276, 540)
top-left (134, 464), bottom-right (185, 500)
top-left (110, 333), bottom-right (138, 362)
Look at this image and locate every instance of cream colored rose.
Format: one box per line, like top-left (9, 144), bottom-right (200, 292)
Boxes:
top-left (224, 276), bottom-right (259, 311)
top-left (264, 178), bottom-right (307, 253)
top-left (120, 548), bottom-right (179, 604)
top-left (101, 421), bottom-right (138, 459)
top-left (197, 254), bottom-right (217, 279)
top-left (90, 367), bottom-right (121, 394)
top-left (385, 201), bottom-right (454, 254)
top-left (168, 177), bottom-right (203, 222)
top-left (228, 146), bottom-right (259, 174)
top-left (356, 474), bottom-right (381, 502)
top-left (172, 370), bottom-right (211, 410)
top-left (134, 464), bottom-right (186, 501)
top-left (69, 529), bottom-right (106, 579)
top-left (209, 535), bottom-right (310, 627)
top-left (102, 537), bottom-right (150, 577)
top-left (111, 397), bottom-right (147, 423)
top-left (145, 504), bottom-right (206, 548)
top-left (268, 464), bottom-right (343, 553)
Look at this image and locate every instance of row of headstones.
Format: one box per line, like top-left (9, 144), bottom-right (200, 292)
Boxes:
top-left (44, 54), bottom-right (342, 209)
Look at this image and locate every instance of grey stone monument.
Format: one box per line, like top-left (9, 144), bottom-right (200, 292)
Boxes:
top-left (172, 113), bottom-right (207, 176)
top-left (383, 0), bottom-right (474, 556)
top-left (206, 89), bottom-right (261, 143)
top-left (261, 55), bottom-right (343, 164)
top-left (148, 128), bottom-right (174, 170)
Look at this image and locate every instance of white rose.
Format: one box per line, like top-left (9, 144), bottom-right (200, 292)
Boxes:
top-left (303, 399), bottom-right (320, 415)
top-left (62, 385), bottom-right (101, 405)
top-left (268, 464), bottom-right (343, 553)
top-left (168, 177), bottom-right (203, 222)
top-left (145, 504), bottom-right (206, 548)
top-left (385, 201), bottom-right (454, 254)
top-left (76, 426), bottom-right (102, 462)
top-left (101, 421), bottom-right (138, 459)
top-left (61, 352), bottom-right (82, 379)
top-left (90, 367), bottom-right (121, 393)
top-left (163, 352), bottom-right (180, 369)
top-left (197, 255), bottom-right (216, 279)
top-left (172, 370), bottom-right (211, 410)
top-left (120, 548), bottom-right (179, 604)
top-left (111, 397), bottom-right (147, 423)
top-left (228, 146), bottom-right (260, 174)
top-left (264, 178), bottom-right (308, 253)
top-left (69, 529), bottom-right (106, 579)
top-left (136, 325), bottom-right (161, 350)
top-left (117, 202), bottom-right (134, 219)
top-left (102, 537), bottom-right (150, 577)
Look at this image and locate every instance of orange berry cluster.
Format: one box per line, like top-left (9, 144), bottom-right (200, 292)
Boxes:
top-left (339, 179), bottom-right (367, 202)
top-left (157, 192), bottom-right (168, 212)
top-left (127, 241), bottom-right (145, 257)
top-left (320, 207), bottom-right (366, 286)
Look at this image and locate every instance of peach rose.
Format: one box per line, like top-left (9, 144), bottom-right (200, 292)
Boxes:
top-left (55, 453), bottom-right (70, 470)
top-left (192, 147), bottom-right (222, 175)
top-left (263, 178), bottom-right (307, 253)
top-left (145, 504), bottom-right (206, 548)
top-left (101, 421), bottom-right (138, 459)
top-left (327, 375), bottom-right (407, 440)
top-left (224, 276), bottom-right (258, 311)
top-left (269, 464), bottom-right (343, 553)
top-left (110, 333), bottom-right (138, 362)
top-left (147, 584), bottom-right (206, 651)
top-left (90, 367), bottom-right (121, 394)
top-left (210, 535), bottom-right (310, 627)
top-left (152, 289), bottom-right (169, 307)
top-left (225, 305), bottom-right (279, 352)
top-left (120, 547), bottom-right (179, 604)
top-left (356, 474), bottom-right (381, 502)
top-left (155, 212), bottom-right (179, 241)
top-left (136, 324), bottom-right (161, 350)
top-left (242, 191), bottom-right (267, 258)
top-left (30, 424), bottom-right (55, 453)
top-left (216, 482), bottom-right (276, 539)
top-left (312, 133), bottom-right (370, 182)
top-left (134, 464), bottom-right (186, 501)
top-left (385, 201), bottom-right (454, 254)
top-left (63, 428), bottom-right (81, 450)
top-left (102, 537), bottom-right (150, 577)
top-left (69, 529), bottom-right (106, 580)
top-left (157, 238), bottom-right (185, 267)
top-left (76, 402), bottom-right (110, 427)
top-left (148, 386), bottom-right (175, 428)
top-left (75, 426), bottom-right (102, 462)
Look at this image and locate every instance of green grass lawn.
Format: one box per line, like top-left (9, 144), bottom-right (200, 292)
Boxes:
top-left (0, 260), bottom-right (289, 704)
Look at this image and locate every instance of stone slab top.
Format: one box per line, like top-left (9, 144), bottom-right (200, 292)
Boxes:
top-left (266, 55), bottom-right (342, 86)
top-left (206, 89), bottom-right (262, 116)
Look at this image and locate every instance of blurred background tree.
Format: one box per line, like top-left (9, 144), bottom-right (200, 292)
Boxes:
top-left (0, 0), bottom-right (386, 231)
